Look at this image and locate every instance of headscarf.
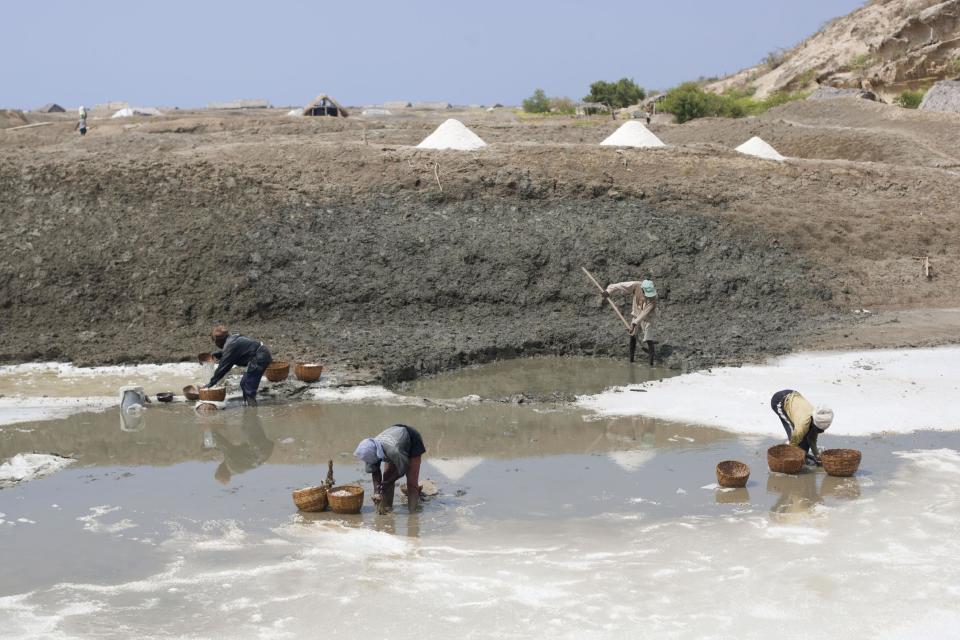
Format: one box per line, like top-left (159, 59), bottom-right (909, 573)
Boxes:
top-left (813, 406), bottom-right (834, 430)
top-left (354, 437), bottom-right (384, 472)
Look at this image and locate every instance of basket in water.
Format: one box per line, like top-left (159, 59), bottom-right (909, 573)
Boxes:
top-left (327, 485), bottom-right (364, 514)
top-left (292, 486), bottom-right (328, 512)
top-left (199, 386), bottom-right (226, 402)
top-left (156, 392), bottom-right (174, 403)
top-left (183, 385), bottom-right (200, 401)
top-left (716, 460), bottom-right (750, 488)
top-left (821, 448), bottom-right (861, 477)
top-left (295, 363), bottom-right (323, 383)
top-left (265, 361), bottom-right (290, 383)
top-left (768, 444), bottom-right (805, 474)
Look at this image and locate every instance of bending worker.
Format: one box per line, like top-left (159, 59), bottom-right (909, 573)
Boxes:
top-left (602, 278), bottom-right (658, 364)
top-left (354, 424), bottom-right (427, 514)
top-left (770, 389), bottom-right (834, 466)
top-left (202, 324), bottom-right (272, 405)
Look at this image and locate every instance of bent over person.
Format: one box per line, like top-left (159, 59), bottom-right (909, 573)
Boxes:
top-left (770, 389), bottom-right (834, 466)
top-left (203, 325), bottom-right (272, 405)
top-left (602, 278), bottom-right (658, 364)
top-left (354, 424), bottom-right (427, 514)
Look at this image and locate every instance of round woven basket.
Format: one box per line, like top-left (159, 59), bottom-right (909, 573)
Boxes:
top-left (327, 484), bottom-right (364, 514)
top-left (768, 444), bottom-right (805, 474)
top-left (821, 448), bottom-right (861, 477)
top-left (198, 352), bottom-right (215, 364)
top-left (199, 386), bottom-right (226, 402)
top-left (292, 486), bottom-right (328, 512)
top-left (183, 385), bottom-right (200, 401)
top-left (716, 460), bottom-right (750, 488)
top-left (265, 361), bottom-right (290, 383)
top-left (295, 363), bottom-right (324, 383)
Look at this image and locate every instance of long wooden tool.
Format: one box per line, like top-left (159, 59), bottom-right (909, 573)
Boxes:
top-left (582, 267), bottom-right (632, 333)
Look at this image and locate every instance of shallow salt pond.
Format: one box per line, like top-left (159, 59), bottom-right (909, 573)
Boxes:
top-left (1, 354), bottom-right (959, 638)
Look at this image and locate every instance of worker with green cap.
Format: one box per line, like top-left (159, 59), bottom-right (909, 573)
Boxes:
top-left (602, 278), bottom-right (658, 364)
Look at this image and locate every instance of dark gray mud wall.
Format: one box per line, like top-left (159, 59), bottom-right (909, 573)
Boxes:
top-left (0, 163), bottom-right (833, 381)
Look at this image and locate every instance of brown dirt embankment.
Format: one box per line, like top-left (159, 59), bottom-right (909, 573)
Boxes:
top-left (1, 106), bottom-right (959, 380)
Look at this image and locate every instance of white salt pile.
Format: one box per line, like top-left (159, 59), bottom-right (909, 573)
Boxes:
top-left (416, 119), bottom-right (487, 150)
top-left (0, 453), bottom-right (74, 488)
top-left (599, 121), bottom-right (665, 148)
top-left (111, 107), bottom-right (162, 118)
top-left (735, 136), bottom-right (785, 161)
top-left (331, 490), bottom-right (354, 497)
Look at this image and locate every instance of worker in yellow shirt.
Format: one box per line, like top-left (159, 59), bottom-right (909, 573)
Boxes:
top-left (770, 390), bottom-right (834, 466)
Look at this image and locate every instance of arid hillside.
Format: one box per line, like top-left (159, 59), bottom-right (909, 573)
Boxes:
top-left (709, 0), bottom-right (960, 99)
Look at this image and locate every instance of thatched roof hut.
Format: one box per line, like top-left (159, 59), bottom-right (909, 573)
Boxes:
top-left (302, 94), bottom-right (348, 117)
top-left (35, 103), bottom-right (65, 113)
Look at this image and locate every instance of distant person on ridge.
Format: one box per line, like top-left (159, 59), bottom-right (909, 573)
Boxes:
top-left (602, 277), bottom-right (658, 365)
top-left (75, 106), bottom-right (87, 136)
top-left (770, 390), bottom-right (834, 466)
top-left (202, 324), bottom-right (273, 406)
top-left (354, 424), bottom-right (427, 514)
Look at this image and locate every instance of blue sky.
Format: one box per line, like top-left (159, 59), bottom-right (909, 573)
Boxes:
top-left (2, 0), bottom-right (863, 109)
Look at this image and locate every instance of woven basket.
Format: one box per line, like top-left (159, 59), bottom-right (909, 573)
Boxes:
top-left (295, 363), bottom-right (324, 383)
top-left (327, 484), bottom-right (364, 514)
top-left (198, 352), bottom-right (215, 364)
top-left (716, 460), bottom-right (750, 488)
top-left (199, 386), bottom-right (226, 402)
top-left (292, 485), bottom-right (328, 512)
top-left (821, 448), bottom-right (861, 477)
top-left (183, 385), bottom-right (200, 401)
top-left (156, 392), bottom-right (174, 403)
top-left (768, 444), bottom-right (805, 474)
top-left (265, 361), bottom-right (290, 383)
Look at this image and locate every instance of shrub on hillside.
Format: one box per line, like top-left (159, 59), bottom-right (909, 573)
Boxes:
top-left (895, 89), bottom-right (925, 109)
top-left (659, 83), bottom-right (808, 123)
top-left (659, 82), bottom-right (722, 123)
top-left (763, 48), bottom-right (787, 70)
top-left (584, 78), bottom-right (646, 108)
top-left (522, 89), bottom-right (551, 114)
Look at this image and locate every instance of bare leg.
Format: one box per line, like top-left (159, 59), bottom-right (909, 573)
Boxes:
top-left (406, 456), bottom-right (422, 512)
top-left (647, 341), bottom-right (655, 366)
top-left (629, 335), bottom-right (637, 363)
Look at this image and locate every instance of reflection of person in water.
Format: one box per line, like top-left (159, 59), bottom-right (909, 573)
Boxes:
top-left (211, 411), bottom-right (274, 484)
top-left (767, 472), bottom-right (822, 521)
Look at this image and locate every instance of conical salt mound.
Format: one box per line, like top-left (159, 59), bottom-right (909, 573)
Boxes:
top-left (735, 136), bottom-right (785, 161)
top-left (599, 121), bottom-right (665, 148)
top-left (416, 118), bottom-right (487, 150)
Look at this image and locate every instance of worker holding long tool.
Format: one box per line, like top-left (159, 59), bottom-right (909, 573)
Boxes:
top-left (602, 278), bottom-right (658, 364)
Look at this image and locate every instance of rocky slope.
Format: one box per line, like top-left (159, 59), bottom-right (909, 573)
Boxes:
top-left (709, 0), bottom-right (960, 99)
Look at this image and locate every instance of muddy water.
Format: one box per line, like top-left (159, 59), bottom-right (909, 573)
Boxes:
top-left (1, 357), bottom-right (959, 638)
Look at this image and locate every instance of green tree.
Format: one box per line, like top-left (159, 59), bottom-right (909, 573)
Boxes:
top-left (659, 82), bottom-right (722, 123)
top-left (584, 78), bottom-right (646, 108)
top-left (522, 89), bottom-right (551, 113)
